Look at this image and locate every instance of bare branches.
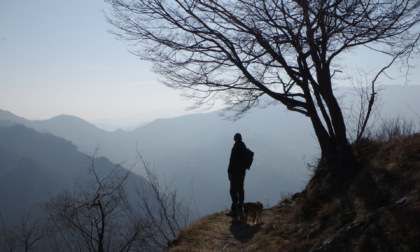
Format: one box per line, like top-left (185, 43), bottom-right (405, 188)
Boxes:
top-left (3, 149), bottom-right (191, 251)
top-left (107, 0), bottom-right (419, 121)
top-left (107, 0), bottom-right (420, 167)
top-left (374, 115), bottom-right (419, 141)
top-left (0, 212), bottom-right (50, 252)
top-left (130, 151), bottom-right (191, 249)
top-left (43, 154), bottom-right (141, 252)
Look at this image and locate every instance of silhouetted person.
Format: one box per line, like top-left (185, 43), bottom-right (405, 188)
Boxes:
top-left (226, 133), bottom-right (247, 217)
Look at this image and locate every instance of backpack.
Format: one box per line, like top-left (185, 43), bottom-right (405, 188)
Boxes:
top-left (243, 148), bottom-right (254, 170)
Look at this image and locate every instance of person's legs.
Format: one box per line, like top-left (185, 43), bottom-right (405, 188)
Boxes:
top-left (227, 175), bottom-right (245, 216)
top-left (238, 186), bottom-right (244, 206)
top-left (237, 175), bottom-right (245, 214)
top-left (229, 180), bottom-right (239, 214)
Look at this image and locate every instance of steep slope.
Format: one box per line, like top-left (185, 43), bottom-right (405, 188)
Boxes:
top-left (0, 124), bottom-right (149, 227)
top-left (0, 110), bottom-right (30, 126)
top-left (169, 134), bottom-right (420, 251)
top-left (0, 147), bottom-right (69, 226)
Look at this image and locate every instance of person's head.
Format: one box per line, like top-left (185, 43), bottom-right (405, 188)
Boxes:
top-left (234, 133), bottom-right (242, 142)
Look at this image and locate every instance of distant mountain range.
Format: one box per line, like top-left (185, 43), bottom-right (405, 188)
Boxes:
top-left (1, 85), bottom-right (419, 219)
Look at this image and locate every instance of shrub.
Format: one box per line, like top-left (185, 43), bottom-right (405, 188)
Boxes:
top-left (373, 116), bottom-right (418, 141)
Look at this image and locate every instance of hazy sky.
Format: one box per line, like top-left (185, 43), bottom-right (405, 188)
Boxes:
top-left (0, 0), bottom-right (194, 125)
top-left (1, 1), bottom-right (419, 127)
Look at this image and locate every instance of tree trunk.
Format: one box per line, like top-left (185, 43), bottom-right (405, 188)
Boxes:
top-left (308, 98), bottom-right (355, 174)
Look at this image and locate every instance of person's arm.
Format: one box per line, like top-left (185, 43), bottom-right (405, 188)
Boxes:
top-left (227, 146), bottom-right (235, 174)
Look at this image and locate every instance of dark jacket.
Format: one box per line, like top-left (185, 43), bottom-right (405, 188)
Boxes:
top-left (228, 140), bottom-right (247, 176)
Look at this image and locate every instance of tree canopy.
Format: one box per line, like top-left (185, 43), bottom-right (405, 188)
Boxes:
top-left (107, 0), bottom-right (420, 169)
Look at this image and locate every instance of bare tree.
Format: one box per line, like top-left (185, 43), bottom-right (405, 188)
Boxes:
top-left (0, 212), bottom-right (49, 252)
top-left (43, 155), bottom-right (143, 252)
top-left (106, 0), bottom-right (420, 172)
top-left (124, 152), bottom-right (191, 249)
top-left (40, 150), bottom-right (192, 251)
top-left (342, 69), bottom-right (384, 142)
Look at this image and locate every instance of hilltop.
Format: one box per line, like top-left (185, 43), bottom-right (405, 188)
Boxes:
top-left (168, 134), bottom-right (420, 251)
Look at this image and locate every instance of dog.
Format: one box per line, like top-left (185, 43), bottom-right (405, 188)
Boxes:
top-left (242, 201), bottom-right (263, 224)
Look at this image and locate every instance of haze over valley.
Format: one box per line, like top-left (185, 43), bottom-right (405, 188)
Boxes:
top-left (0, 85), bottom-right (419, 226)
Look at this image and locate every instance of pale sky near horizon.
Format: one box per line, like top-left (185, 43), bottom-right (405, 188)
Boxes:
top-left (0, 0), bottom-right (194, 126)
top-left (1, 1), bottom-right (419, 127)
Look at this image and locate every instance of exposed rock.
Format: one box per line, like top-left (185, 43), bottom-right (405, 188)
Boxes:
top-left (394, 191), bottom-right (417, 206)
top-left (309, 220), bottom-right (373, 252)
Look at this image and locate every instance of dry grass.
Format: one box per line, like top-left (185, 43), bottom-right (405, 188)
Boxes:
top-left (169, 134), bottom-right (420, 251)
top-left (170, 204), bottom-right (314, 252)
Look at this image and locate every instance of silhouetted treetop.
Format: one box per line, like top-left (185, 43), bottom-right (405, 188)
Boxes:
top-left (106, 0), bottom-right (420, 170)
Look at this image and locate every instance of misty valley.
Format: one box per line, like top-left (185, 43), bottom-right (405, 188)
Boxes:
top-left (0, 85), bottom-right (419, 250)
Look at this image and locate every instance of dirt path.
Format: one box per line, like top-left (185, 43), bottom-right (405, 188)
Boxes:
top-left (169, 209), bottom-right (271, 251)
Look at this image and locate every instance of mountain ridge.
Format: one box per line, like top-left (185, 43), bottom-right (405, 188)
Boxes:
top-left (1, 85), bottom-right (419, 218)
top-left (0, 106), bottom-right (314, 217)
